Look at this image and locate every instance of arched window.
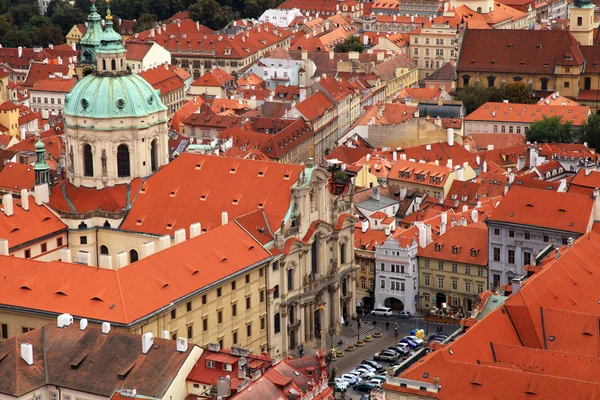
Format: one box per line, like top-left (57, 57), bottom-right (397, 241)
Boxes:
top-left (287, 268), bottom-right (294, 291)
top-left (78, 221), bottom-right (87, 230)
top-left (103, 220), bottom-right (111, 228)
top-left (100, 245), bottom-right (109, 255)
top-left (340, 242), bottom-right (347, 264)
top-left (151, 139), bottom-right (158, 172)
top-left (117, 144), bottom-right (130, 177)
top-left (83, 144), bottom-right (93, 177)
top-left (130, 249), bottom-right (139, 263)
top-left (476, 6), bottom-right (482, 12)
top-left (273, 284), bottom-right (279, 298)
top-left (462, 74), bottom-right (471, 86)
top-left (102, 59), bottom-right (106, 70)
top-left (577, 16), bottom-right (583, 26)
top-left (274, 313), bottom-right (281, 334)
top-left (487, 76), bottom-right (496, 88)
top-left (111, 59), bottom-right (116, 70)
top-left (120, 58), bottom-right (124, 68)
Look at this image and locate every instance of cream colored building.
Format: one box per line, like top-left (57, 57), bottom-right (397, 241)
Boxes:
top-left (409, 24), bottom-right (459, 80)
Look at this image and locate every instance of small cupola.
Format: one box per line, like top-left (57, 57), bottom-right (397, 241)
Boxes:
top-left (96, 6), bottom-right (127, 74)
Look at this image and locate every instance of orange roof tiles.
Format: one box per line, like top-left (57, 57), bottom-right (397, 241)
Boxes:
top-left (138, 66), bottom-right (184, 96)
top-left (23, 63), bottom-right (71, 88)
top-left (9, 135), bottom-right (62, 160)
top-left (0, 163), bottom-right (34, 191)
top-left (354, 102), bottom-right (418, 126)
top-left (236, 72), bottom-right (264, 87)
top-left (124, 42), bottom-right (154, 61)
top-left (192, 68), bottom-right (234, 87)
top-left (0, 196), bottom-right (66, 249)
top-left (466, 102), bottom-right (591, 127)
top-left (0, 222), bottom-right (271, 324)
top-left (569, 169), bottom-right (600, 191)
top-left (294, 91), bottom-right (334, 121)
top-left (121, 153), bottom-right (304, 236)
top-left (169, 96), bottom-right (205, 131)
top-left (388, 159), bottom-right (452, 188)
top-left (468, 133), bottom-right (526, 151)
top-left (48, 179), bottom-right (142, 213)
top-left (418, 224), bottom-right (488, 266)
top-left (488, 186), bottom-right (593, 233)
top-left (30, 77), bottom-right (77, 93)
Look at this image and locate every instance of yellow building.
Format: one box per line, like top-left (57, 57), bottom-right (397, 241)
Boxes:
top-left (0, 101), bottom-right (19, 137)
top-left (371, 54), bottom-right (419, 100)
top-left (0, 222), bottom-right (271, 354)
top-left (418, 224), bottom-right (488, 314)
top-left (66, 24), bottom-right (87, 46)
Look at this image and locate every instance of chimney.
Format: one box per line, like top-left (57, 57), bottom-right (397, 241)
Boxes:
top-left (447, 128), bottom-right (454, 146)
top-left (60, 248), bottom-right (71, 263)
top-left (115, 251), bottom-right (128, 268)
top-left (141, 241), bottom-right (155, 258)
top-left (487, 144), bottom-right (494, 150)
top-left (471, 209), bottom-right (478, 223)
top-left (0, 238), bottom-right (8, 256)
top-left (371, 187), bottom-right (381, 201)
top-left (18, 46), bottom-right (22, 58)
top-left (101, 322), bottom-right (111, 334)
top-left (400, 154), bottom-right (406, 160)
top-left (142, 332), bottom-right (154, 354)
top-left (426, 224), bottom-right (432, 245)
top-left (483, 161), bottom-right (488, 173)
top-left (3, 194), bottom-right (13, 216)
top-left (176, 337), bottom-right (189, 352)
top-left (162, 330), bottom-right (170, 339)
top-left (511, 277), bottom-right (522, 294)
top-left (361, 220), bottom-right (369, 233)
top-left (80, 319), bottom-right (88, 330)
top-left (554, 248), bottom-right (560, 259)
top-left (456, 168), bottom-right (464, 181)
top-left (328, 49), bottom-right (334, 60)
top-left (21, 343), bottom-right (33, 366)
top-left (462, 205), bottom-right (468, 212)
top-left (393, 151), bottom-right (398, 161)
top-left (417, 224), bottom-right (427, 248)
top-left (99, 254), bottom-right (112, 269)
top-left (57, 313), bottom-right (73, 328)
top-left (20, 189), bottom-right (29, 211)
top-left (190, 222), bottom-right (201, 238)
top-left (222, 211), bottom-right (229, 225)
top-left (446, 159), bottom-right (453, 169)
top-left (440, 212), bottom-right (447, 235)
top-left (158, 235), bottom-right (170, 251)
top-left (476, 155), bottom-right (481, 165)
top-left (366, 154), bottom-right (371, 162)
top-left (71, 43), bottom-right (76, 51)
top-left (567, 237), bottom-right (574, 247)
top-left (34, 183), bottom-right (49, 205)
top-left (174, 228), bottom-right (186, 244)
top-left (516, 156), bottom-right (525, 171)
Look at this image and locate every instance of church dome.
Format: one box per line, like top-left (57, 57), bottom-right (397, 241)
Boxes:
top-left (64, 73), bottom-right (166, 119)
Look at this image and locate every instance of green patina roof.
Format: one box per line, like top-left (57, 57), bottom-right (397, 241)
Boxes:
top-left (80, 4), bottom-right (102, 46)
top-left (64, 73), bottom-right (166, 119)
top-left (97, 19), bottom-right (125, 54)
top-left (34, 138), bottom-right (49, 172)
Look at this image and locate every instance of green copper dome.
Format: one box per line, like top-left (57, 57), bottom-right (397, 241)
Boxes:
top-left (97, 17), bottom-right (125, 54)
top-left (64, 73), bottom-right (166, 119)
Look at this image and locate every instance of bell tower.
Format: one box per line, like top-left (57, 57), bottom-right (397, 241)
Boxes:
top-left (569, 0), bottom-right (595, 46)
top-left (79, 0), bottom-right (103, 71)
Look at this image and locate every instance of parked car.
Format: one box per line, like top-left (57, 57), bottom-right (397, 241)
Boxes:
top-left (405, 335), bottom-right (424, 345)
top-left (399, 338), bottom-right (420, 349)
top-left (395, 311), bottom-right (412, 319)
top-left (371, 307), bottom-right (393, 316)
top-left (371, 374), bottom-right (388, 382)
top-left (388, 346), bottom-right (410, 356)
top-left (353, 368), bottom-right (375, 379)
top-left (374, 350), bottom-right (398, 361)
top-left (334, 378), bottom-right (349, 392)
top-left (354, 382), bottom-right (378, 392)
top-left (357, 363), bottom-right (377, 372)
top-left (368, 378), bottom-right (385, 386)
top-left (339, 373), bottom-right (361, 385)
top-left (429, 335), bottom-right (447, 343)
top-left (397, 342), bottom-right (411, 352)
top-left (356, 306), bottom-right (372, 315)
top-left (362, 359), bottom-right (384, 370)
top-left (429, 334), bottom-right (448, 341)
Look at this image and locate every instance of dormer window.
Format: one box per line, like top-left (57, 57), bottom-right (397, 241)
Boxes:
top-left (452, 246), bottom-right (459, 254)
top-left (470, 249), bottom-right (477, 257)
top-left (206, 360), bottom-right (216, 368)
top-left (435, 244), bottom-right (441, 252)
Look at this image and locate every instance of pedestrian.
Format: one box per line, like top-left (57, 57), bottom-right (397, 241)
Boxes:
top-left (386, 321), bottom-right (390, 330)
top-left (373, 320), bottom-right (377, 328)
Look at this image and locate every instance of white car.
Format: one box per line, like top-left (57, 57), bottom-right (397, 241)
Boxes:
top-left (357, 363), bottom-right (377, 372)
top-left (406, 335), bottom-right (424, 345)
top-left (371, 307), bottom-right (393, 316)
top-left (397, 342), bottom-right (411, 352)
top-left (339, 373), bottom-right (361, 385)
top-left (352, 368), bottom-right (375, 378)
top-left (335, 378), bottom-right (350, 391)
top-left (368, 378), bottom-right (385, 386)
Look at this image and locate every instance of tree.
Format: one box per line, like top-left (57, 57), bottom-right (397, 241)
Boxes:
top-left (35, 25), bottom-right (65, 45)
top-left (51, 1), bottom-right (86, 34)
top-left (334, 36), bottom-right (364, 53)
top-left (190, 0), bottom-right (236, 30)
top-left (10, 4), bottom-right (40, 27)
top-left (456, 85), bottom-right (502, 114)
top-left (526, 116), bottom-right (574, 143)
top-left (134, 12), bottom-right (157, 32)
top-left (501, 81), bottom-right (534, 104)
top-left (578, 112), bottom-right (600, 150)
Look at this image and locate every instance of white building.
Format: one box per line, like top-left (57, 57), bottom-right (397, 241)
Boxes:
top-left (125, 42), bottom-right (171, 73)
top-left (374, 234), bottom-right (419, 313)
top-left (28, 76), bottom-right (76, 117)
top-left (249, 58), bottom-right (305, 89)
top-left (259, 8), bottom-right (304, 27)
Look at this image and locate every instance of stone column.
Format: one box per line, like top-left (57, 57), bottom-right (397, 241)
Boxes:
top-left (309, 303), bottom-right (314, 341)
top-left (320, 302), bottom-right (329, 352)
top-left (331, 286), bottom-right (341, 333)
top-left (350, 273), bottom-right (357, 318)
top-left (299, 304), bottom-right (306, 345)
top-left (281, 309), bottom-right (289, 357)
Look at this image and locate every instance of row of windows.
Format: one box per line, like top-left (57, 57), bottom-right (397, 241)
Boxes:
top-left (180, 318), bottom-right (263, 343)
top-left (493, 229), bottom-right (569, 245)
top-left (23, 237), bottom-right (63, 259)
top-left (423, 276), bottom-right (485, 293)
top-left (423, 259), bottom-right (484, 276)
top-left (33, 97), bottom-right (63, 105)
top-left (493, 248), bottom-right (532, 265)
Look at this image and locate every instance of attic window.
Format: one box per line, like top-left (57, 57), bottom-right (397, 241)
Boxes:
top-left (55, 291), bottom-right (68, 296)
top-left (526, 204), bottom-right (534, 207)
top-left (258, 170), bottom-right (265, 177)
top-left (118, 362), bottom-right (136, 380)
top-left (536, 44), bottom-right (542, 48)
top-left (558, 208), bottom-right (566, 212)
top-left (435, 244), bottom-right (441, 251)
top-left (548, 335), bottom-right (555, 342)
top-left (20, 285), bottom-right (32, 290)
top-left (170, 188), bottom-right (178, 197)
top-left (91, 296), bottom-right (103, 301)
top-left (452, 246), bottom-right (459, 254)
top-left (195, 162), bottom-right (203, 170)
top-left (470, 249), bottom-right (477, 257)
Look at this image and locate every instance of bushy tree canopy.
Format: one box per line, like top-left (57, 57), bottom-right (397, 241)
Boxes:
top-left (526, 116), bottom-right (574, 143)
top-left (334, 36), bottom-right (364, 53)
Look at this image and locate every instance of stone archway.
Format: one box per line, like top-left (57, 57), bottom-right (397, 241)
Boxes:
top-left (384, 297), bottom-right (404, 311)
top-left (436, 293), bottom-right (447, 309)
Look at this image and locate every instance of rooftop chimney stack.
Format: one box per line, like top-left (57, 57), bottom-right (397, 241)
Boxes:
top-left (21, 343), bottom-right (33, 366)
top-left (141, 241), bottom-right (155, 259)
top-left (0, 238), bottom-right (8, 256)
top-left (483, 160), bottom-right (488, 173)
top-left (20, 189), bottom-right (29, 211)
top-left (190, 222), bottom-right (201, 238)
top-left (471, 209), bottom-right (478, 223)
top-left (158, 235), bottom-right (170, 251)
top-left (176, 337), bottom-right (188, 352)
top-left (162, 330), bottom-right (170, 339)
top-left (80, 319), bottom-right (88, 330)
top-left (221, 211), bottom-right (229, 225)
top-left (174, 228), bottom-right (186, 244)
top-left (361, 219), bottom-right (369, 233)
top-left (447, 128), bottom-right (454, 146)
top-left (102, 322), bottom-right (111, 335)
top-left (417, 223), bottom-right (427, 248)
top-left (3, 194), bottom-right (14, 217)
top-left (57, 313), bottom-right (73, 328)
top-left (142, 332), bottom-right (154, 354)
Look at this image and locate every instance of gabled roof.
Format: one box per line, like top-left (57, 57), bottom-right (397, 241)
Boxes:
top-left (294, 91), bottom-right (334, 121)
top-left (48, 179), bottom-right (142, 213)
top-left (138, 66), bottom-right (184, 95)
top-left (424, 61), bottom-right (456, 82)
top-left (0, 222), bottom-right (271, 324)
top-left (418, 224), bottom-right (488, 266)
top-left (120, 153), bottom-right (304, 236)
top-left (125, 42), bottom-right (155, 61)
top-left (488, 186), bottom-right (593, 233)
top-left (0, 163), bottom-right (34, 191)
top-left (23, 63), bottom-right (71, 87)
top-left (465, 102), bottom-right (590, 127)
top-left (29, 76), bottom-right (77, 93)
top-left (388, 159), bottom-right (453, 188)
top-left (192, 68), bottom-right (234, 87)
top-left (0, 323), bottom-right (193, 397)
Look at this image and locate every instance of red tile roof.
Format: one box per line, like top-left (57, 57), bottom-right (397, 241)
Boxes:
top-left (138, 66), bottom-right (184, 95)
top-left (0, 163), bottom-right (34, 191)
top-left (388, 159), bottom-right (453, 188)
top-left (418, 224), bottom-right (488, 266)
top-left (468, 133), bottom-right (526, 151)
top-left (192, 68), bottom-right (234, 87)
top-left (23, 63), bottom-right (71, 88)
top-left (488, 186), bottom-right (593, 233)
top-left (48, 179), bottom-right (142, 213)
top-left (569, 169), bottom-right (600, 191)
top-left (124, 42), bottom-right (154, 61)
top-left (120, 153), bottom-right (304, 236)
top-left (30, 76), bottom-right (77, 93)
top-left (294, 91), bottom-right (335, 121)
top-left (17, 105), bottom-right (40, 126)
top-left (325, 145), bottom-right (373, 165)
top-left (466, 102), bottom-right (591, 127)
top-left (0, 195), bottom-right (66, 249)
top-left (0, 102), bottom-right (18, 111)
top-left (0, 222), bottom-right (271, 324)
top-left (170, 97), bottom-right (205, 131)
top-left (9, 135), bottom-right (62, 160)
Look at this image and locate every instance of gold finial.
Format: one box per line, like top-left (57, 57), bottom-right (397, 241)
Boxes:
top-left (106, 0), bottom-right (112, 21)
